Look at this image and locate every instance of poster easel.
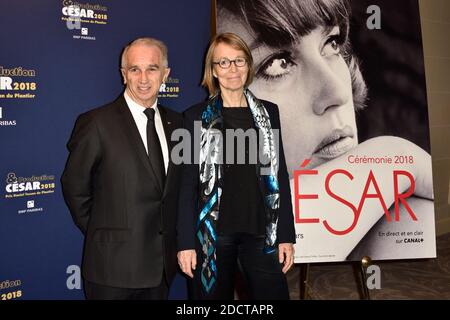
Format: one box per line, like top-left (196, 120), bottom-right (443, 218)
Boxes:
top-left (298, 256), bottom-right (372, 300)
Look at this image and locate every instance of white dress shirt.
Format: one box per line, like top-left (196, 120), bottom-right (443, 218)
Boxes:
top-left (124, 92), bottom-right (169, 174)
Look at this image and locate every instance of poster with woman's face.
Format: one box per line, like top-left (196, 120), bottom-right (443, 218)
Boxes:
top-left (217, 0), bottom-right (436, 262)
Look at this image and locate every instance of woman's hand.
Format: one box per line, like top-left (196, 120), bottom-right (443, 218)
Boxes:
top-left (278, 243), bottom-right (294, 273)
top-left (177, 249), bottom-right (197, 278)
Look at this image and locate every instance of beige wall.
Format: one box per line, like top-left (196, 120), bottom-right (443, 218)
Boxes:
top-left (419, 0), bottom-right (450, 235)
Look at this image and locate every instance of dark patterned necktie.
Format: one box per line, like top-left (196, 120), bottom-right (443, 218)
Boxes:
top-left (144, 108), bottom-right (165, 187)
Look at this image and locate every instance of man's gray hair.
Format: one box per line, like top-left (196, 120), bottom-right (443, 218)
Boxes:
top-left (121, 37), bottom-right (169, 69)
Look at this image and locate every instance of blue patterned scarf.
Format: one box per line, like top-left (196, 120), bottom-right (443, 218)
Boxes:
top-left (197, 89), bottom-right (280, 294)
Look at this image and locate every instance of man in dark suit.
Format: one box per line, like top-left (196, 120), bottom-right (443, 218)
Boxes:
top-left (61, 37), bottom-right (182, 300)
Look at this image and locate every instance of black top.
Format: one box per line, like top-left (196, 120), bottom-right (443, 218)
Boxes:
top-left (177, 99), bottom-right (296, 251)
top-left (218, 107), bottom-right (265, 236)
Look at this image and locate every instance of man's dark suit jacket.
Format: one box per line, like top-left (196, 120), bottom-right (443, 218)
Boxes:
top-left (61, 95), bottom-right (182, 289)
top-left (177, 99), bottom-right (296, 252)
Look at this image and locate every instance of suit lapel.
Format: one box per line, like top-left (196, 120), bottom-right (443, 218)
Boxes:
top-left (117, 96), bottom-right (163, 194)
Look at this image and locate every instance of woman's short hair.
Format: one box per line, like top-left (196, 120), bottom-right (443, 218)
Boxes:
top-left (202, 32), bottom-right (255, 97)
top-left (217, 0), bottom-right (367, 110)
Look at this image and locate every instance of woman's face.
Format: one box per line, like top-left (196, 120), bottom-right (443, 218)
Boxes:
top-left (219, 15), bottom-right (358, 177)
top-left (212, 42), bottom-right (249, 94)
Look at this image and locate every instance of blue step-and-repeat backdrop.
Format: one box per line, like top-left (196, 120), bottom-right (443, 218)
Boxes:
top-left (0, 0), bottom-right (211, 300)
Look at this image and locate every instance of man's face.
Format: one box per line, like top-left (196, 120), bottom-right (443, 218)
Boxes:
top-left (121, 44), bottom-right (170, 107)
